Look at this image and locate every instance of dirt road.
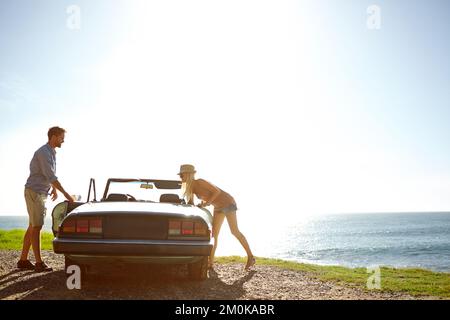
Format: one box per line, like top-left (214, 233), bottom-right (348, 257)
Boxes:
top-left (0, 250), bottom-right (428, 300)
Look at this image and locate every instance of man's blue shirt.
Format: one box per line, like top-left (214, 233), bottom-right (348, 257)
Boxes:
top-left (25, 143), bottom-right (58, 194)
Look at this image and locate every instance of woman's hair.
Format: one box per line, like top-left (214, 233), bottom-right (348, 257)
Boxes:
top-left (181, 172), bottom-right (196, 204)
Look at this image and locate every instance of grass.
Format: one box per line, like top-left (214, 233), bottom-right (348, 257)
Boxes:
top-left (1, 229), bottom-right (448, 299)
top-left (0, 229), bottom-right (53, 250)
top-left (216, 256), bottom-right (450, 299)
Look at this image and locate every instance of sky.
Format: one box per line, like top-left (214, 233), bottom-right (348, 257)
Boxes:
top-left (1, 0), bottom-right (450, 225)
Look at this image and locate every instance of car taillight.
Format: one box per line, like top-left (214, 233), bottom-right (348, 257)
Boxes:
top-left (168, 221), bottom-right (181, 235)
top-left (62, 220), bottom-right (76, 233)
top-left (168, 219), bottom-right (209, 238)
top-left (89, 219), bottom-right (102, 233)
top-left (61, 218), bottom-right (103, 234)
top-left (182, 221), bottom-right (194, 235)
top-left (76, 219), bottom-right (89, 233)
top-left (194, 222), bottom-right (208, 236)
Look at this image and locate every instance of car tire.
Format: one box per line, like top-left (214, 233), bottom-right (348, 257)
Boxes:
top-left (187, 256), bottom-right (208, 281)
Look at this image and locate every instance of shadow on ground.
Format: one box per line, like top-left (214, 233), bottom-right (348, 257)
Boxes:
top-left (0, 264), bottom-right (257, 300)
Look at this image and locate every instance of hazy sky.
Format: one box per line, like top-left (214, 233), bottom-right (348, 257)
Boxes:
top-left (1, 0), bottom-right (450, 222)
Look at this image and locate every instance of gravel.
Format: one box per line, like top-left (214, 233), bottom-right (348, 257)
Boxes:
top-left (0, 250), bottom-right (433, 300)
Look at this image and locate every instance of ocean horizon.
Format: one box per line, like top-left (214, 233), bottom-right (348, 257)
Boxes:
top-left (1, 212), bottom-right (449, 273)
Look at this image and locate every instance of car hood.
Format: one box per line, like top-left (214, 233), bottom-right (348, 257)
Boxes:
top-left (68, 201), bottom-right (212, 222)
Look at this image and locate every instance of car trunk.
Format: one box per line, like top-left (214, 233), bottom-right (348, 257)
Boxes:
top-left (102, 214), bottom-right (168, 240)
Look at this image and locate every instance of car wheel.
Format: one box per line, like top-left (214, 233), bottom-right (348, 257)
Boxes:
top-left (187, 256), bottom-right (208, 281)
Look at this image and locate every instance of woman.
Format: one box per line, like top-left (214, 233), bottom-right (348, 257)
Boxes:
top-left (178, 164), bottom-right (255, 270)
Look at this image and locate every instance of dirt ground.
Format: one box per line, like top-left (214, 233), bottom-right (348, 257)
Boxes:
top-left (0, 250), bottom-right (435, 300)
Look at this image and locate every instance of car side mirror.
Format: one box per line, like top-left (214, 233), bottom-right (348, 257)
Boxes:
top-left (71, 194), bottom-right (82, 202)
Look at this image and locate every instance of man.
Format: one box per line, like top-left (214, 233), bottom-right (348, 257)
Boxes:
top-left (18, 126), bottom-right (74, 272)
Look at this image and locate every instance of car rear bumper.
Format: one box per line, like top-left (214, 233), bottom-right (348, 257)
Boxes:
top-left (65, 254), bottom-right (206, 265)
top-left (53, 238), bottom-right (213, 258)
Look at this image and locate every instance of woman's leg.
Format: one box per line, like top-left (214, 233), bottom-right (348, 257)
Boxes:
top-left (226, 212), bottom-right (255, 269)
top-left (209, 212), bottom-right (226, 267)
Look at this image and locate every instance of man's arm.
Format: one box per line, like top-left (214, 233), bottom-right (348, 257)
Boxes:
top-left (51, 180), bottom-right (74, 202)
top-left (50, 187), bottom-right (58, 201)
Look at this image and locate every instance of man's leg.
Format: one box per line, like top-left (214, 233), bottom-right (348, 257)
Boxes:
top-left (19, 224), bottom-right (33, 261)
top-left (20, 189), bottom-right (51, 271)
top-left (31, 224), bottom-right (52, 272)
top-left (31, 226), bottom-right (43, 263)
top-left (19, 188), bottom-right (37, 269)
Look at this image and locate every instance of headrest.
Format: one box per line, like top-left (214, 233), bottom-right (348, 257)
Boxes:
top-left (159, 193), bottom-right (182, 204)
top-left (105, 193), bottom-right (129, 202)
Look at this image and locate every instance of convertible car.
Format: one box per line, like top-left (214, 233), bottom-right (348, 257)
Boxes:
top-left (52, 178), bottom-right (213, 281)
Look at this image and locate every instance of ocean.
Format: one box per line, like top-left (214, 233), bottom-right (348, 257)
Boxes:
top-left (1, 212), bottom-right (449, 272)
top-left (0, 216), bottom-right (53, 232)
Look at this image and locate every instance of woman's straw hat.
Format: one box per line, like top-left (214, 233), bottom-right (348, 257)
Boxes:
top-left (178, 164), bottom-right (196, 175)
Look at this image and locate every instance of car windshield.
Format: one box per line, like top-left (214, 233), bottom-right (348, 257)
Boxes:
top-left (105, 180), bottom-right (184, 203)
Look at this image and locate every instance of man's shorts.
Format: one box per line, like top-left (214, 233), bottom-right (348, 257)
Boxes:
top-left (24, 188), bottom-right (47, 227)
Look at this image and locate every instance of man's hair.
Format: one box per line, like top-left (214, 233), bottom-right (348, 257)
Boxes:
top-left (48, 126), bottom-right (66, 140)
